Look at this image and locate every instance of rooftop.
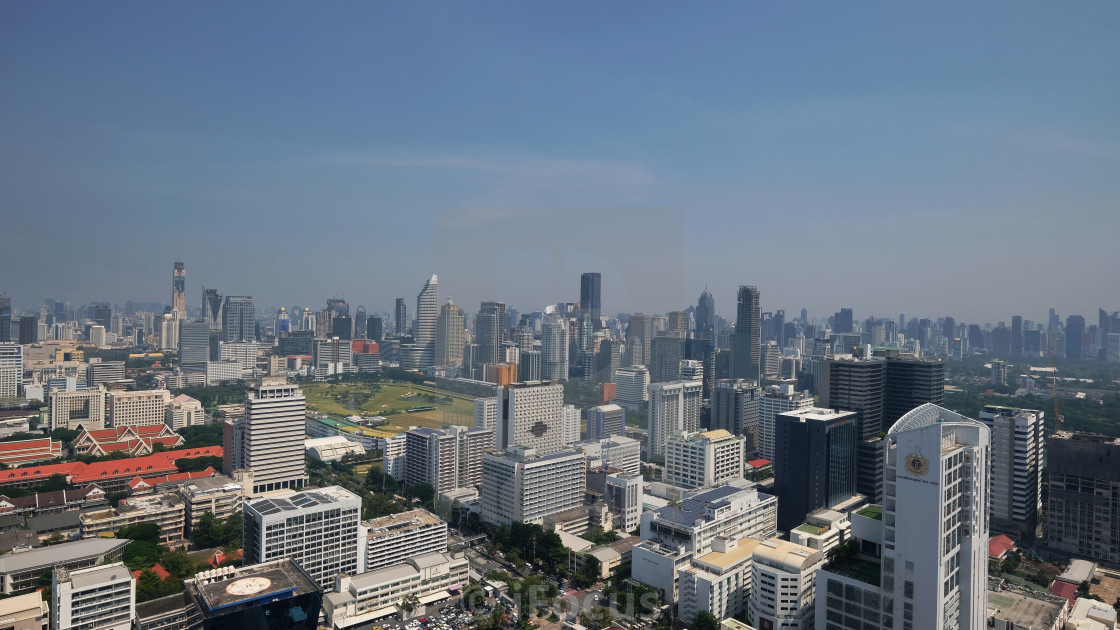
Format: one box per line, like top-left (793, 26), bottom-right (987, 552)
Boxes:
top-left (753, 538), bottom-right (823, 572)
top-left (987, 589), bottom-right (1066, 630)
top-left (192, 559), bottom-right (320, 612)
top-left (67, 563), bottom-right (132, 589)
top-left (246, 485), bottom-right (359, 516)
top-left (824, 555), bottom-right (881, 587)
top-left (366, 508), bottom-right (445, 539)
top-left (0, 537), bottom-right (129, 574)
top-left (856, 506), bottom-right (883, 520)
top-left (693, 538), bottom-right (762, 571)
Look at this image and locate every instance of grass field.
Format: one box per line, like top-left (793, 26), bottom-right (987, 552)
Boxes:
top-left (304, 380), bottom-right (477, 435)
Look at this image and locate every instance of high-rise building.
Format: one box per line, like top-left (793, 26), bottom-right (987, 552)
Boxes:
top-left (476, 301), bottom-right (506, 366)
top-left (664, 429), bottom-right (746, 489)
top-left (710, 379), bottom-right (761, 449)
top-left (649, 333), bottom-right (686, 383)
top-left (818, 355), bottom-right (885, 502)
top-left (352, 305), bottom-right (366, 340)
top-left (748, 539), bottom-right (825, 630)
top-left (227, 378), bottom-right (306, 493)
top-left (980, 406), bottom-right (1044, 540)
top-left (1011, 315), bottom-right (1023, 357)
top-left (586, 404), bottom-right (625, 440)
top-left (49, 387), bottom-right (107, 430)
top-left (1046, 431), bottom-right (1120, 563)
top-left (404, 425), bottom-right (495, 494)
top-left (647, 380), bottom-right (703, 458)
top-left (172, 261), bottom-right (186, 315)
top-left (758, 385), bottom-right (813, 461)
top-left (594, 338), bottom-right (623, 384)
top-left (0, 344), bottom-right (22, 399)
top-left (367, 314), bottom-right (383, 342)
top-left (221, 296), bottom-right (255, 342)
top-left (731, 285), bottom-right (760, 381)
top-left (18, 315), bottom-right (37, 345)
top-left (479, 447), bottom-right (586, 526)
top-left (626, 314), bottom-right (653, 368)
top-left (414, 275), bottom-right (438, 368)
top-left (883, 355), bottom-right (945, 427)
top-left (243, 486), bottom-right (362, 587)
top-left (202, 288), bottom-right (223, 333)
top-left (52, 563), bottom-right (135, 630)
top-left (474, 396), bottom-right (498, 432)
top-left (604, 471), bottom-right (642, 533)
top-left (394, 298), bottom-right (407, 335)
top-left (834, 308), bottom-right (854, 334)
top-left (580, 272), bottom-right (602, 325)
top-left (179, 319), bottom-right (209, 370)
top-left (107, 390), bottom-right (171, 427)
top-left (0, 297), bottom-right (10, 343)
top-left (773, 408), bottom-right (858, 531)
top-left (696, 288), bottom-right (715, 341)
top-left (435, 298), bottom-right (464, 366)
top-left (1066, 314), bottom-right (1085, 360)
top-left (614, 365), bottom-right (649, 407)
top-left (541, 313), bottom-right (569, 381)
top-left (496, 381), bottom-right (565, 453)
top-left (364, 508), bottom-right (448, 572)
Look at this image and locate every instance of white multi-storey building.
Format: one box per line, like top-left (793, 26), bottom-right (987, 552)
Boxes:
top-left (0, 344), bottom-right (21, 399)
top-left (577, 435), bottom-right (641, 476)
top-left (165, 394), bottom-right (205, 429)
top-left (49, 387), bottom-right (107, 430)
top-left (497, 381), bottom-right (565, 454)
top-left (647, 380), bottom-right (703, 458)
top-left (711, 380), bottom-right (761, 451)
top-left (377, 433), bottom-right (408, 481)
top-left (758, 384), bottom-right (813, 461)
top-left (219, 341), bottom-right (261, 374)
top-left (323, 552), bottom-right (468, 629)
top-left (614, 365), bottom-right (650, 407)
top-left (474, 396), bottom-right (498, 431)
top-left (404, 425), bottom-right (495, 493)
top-left (604, 471), bottom-right (643, 533)
top-left (415, 275), bottom-right (438, 368)
top-left (665, 429), bottom-right (746, 489)
top-left (747, 538), bottom-right (825, 630)
top-left (52, 563), bottom-right (135, 630)
top-left (364, 508), bottom-right (448, 572)
top-left (229, 377), bottom-right (307, 493)
top-left (479, 447), bottom-right (585, 526)
top-left (107, 389), bottom-right (171, 427)
top-left (243, 486), bottom-right (362, 588)
top-left (679, 536), bottom-right (760, 623)
top-left (586, 404), bottom-right (626, 440)
top-left (979, 405), bottom-right (1044, 540)
top-left (562, 404), bottom-right (581, 447)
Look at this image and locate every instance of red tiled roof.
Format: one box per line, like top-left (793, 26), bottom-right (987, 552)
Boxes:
top-left (0, 462), bottom-right (85, 484)
top-left (209, 548), bottom-right (242, 568)
top-left (137, 467), bottom-right (215, 487)
top-left (1050, 580), bottom-right (1077, 608)
top-left (3, 447), bottom-right (221, 486)
top-left (747, 459), bottom-right (772, 468)
top-left (988, 534), bottom-right (1016, 558)
top-left (131, 564), bottom-right (172, 581)
top-left (0, 439), bottom-right (53, 453)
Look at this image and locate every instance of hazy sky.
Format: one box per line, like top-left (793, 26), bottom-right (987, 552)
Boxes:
top-left (2, 3), bottom-right (1117, 325)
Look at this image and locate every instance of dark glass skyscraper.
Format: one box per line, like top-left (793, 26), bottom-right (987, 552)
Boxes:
top-left (731, 285), bottom-right (760, 381)
top-left (774, 408), bottom-right (858, 531)
top-left (884, 355), bottom-right (945, 427)
top-left (367, 314), bottom-right (383, 342)
top-left (221, 296), bottom-right (255, 342)
top-left (394, 298), bottom-right (407, 335)
top-left (1066, 315), bottom-right (1085, 360)
top-left (695, 288), bottom-right (715, 341)
top-left (580, 272), bottom-right (601, 325)
top-left (1011, 315), bottom-right (1023, 357)
top-left (818, 355), bottom-right (885, 502)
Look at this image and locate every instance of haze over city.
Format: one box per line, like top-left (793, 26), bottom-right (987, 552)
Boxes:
top-left (1, 3), bottom-right (1118, 322)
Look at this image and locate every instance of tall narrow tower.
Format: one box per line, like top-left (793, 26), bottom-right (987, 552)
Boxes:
top-left (731, 285), bottom-right (760, 381)
top-left (416, 275), bottom-right (438, 368)
top-left (172, 261), bottom-right (186, 315)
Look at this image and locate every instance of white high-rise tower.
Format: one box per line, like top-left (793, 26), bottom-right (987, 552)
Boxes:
top-left (541, 312), bottom-right (569, 381)
top-left (416, 274), bottom-right (438, 368)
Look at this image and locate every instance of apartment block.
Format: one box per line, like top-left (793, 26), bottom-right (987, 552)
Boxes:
top-left (479, 447), bottom-right (585, 526)
top-left (108, 389), bottom-right (171, 427)
top-left (364, 508), bottom-right (449, 573)
top-left (665, 429), bottom-right (746, 490)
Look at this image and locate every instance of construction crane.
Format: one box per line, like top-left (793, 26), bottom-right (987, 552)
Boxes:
top-left (1050, 346), bottom-right (1063, 433)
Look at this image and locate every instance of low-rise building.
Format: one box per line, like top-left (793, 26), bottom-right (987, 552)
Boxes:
top-left (543, 503), bottom-right (612, 536)
top-left (52, 562), bottom-right (135, 630)
top-left (0, 438), bottom-right (63, 467)
top-left (364, 508), bottom-right (448, 573)
top-left (986, 585), bottom-right (1067, 630)
top-left (80, 494), bottom-right (186, 543)
top-left (305, 436), bottom-right (366, 462)
top-left (0, 537), bottom-right (129, 594)
top-left (0, 592), bottom-right (49, 630)
top-left (71, 425), bottom-right (184, 458)
top-left (323, 552), bottom-right (468, 628)
top-left (178, 473), bottom-right (250, 537)
top-left (165, 394), bottom-right (205, 430)
top-left (134, 591), bottom-right (204, 630)
top-left (789, 508), bottom-right (851, 555)
top-left (185, 559), bottom-right (322, 630)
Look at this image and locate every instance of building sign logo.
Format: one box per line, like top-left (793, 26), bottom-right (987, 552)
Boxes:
top-left (905, 449), bottom-right (929, 476)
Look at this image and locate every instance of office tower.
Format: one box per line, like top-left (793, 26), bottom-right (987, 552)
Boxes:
top-left (404, 425), bottom-right (495, 493)
top-left (685, 336), bottom-right (715, 397)
top-left (413, 274), bottom-right (438, 368)
top-left (650, 333), bottom-right (686, 383)
top-left (479, 447), bottom-right (585, 526)
top-left (178, 319), bottom-right (209, 370)
top-left (0, 344), bottom-right (22, 398)
top-left (580, 272), bottom-right (602, 325)
top-left (367, 314), bottom-right (383, 342)
top-left (229, 378), bottom-right (307, 493)
top-left (299, 307), bottom-right (316, 333)
top-left (665, 429), bottom-right (746, 489)
top-left (519, 349), bottom-right (542, 381)
top-left (604, 472), bottom-right (642, 533)
top-left (221, 296), bottom-right (254, 342)
top-left (331, 315), bottom-right (353, 340)
top-left (818, 354), bottom-right (886, 502)
top-left (711, 379), bottom-right (761, 447)
top-left (92, 302), bottom-right (112, 328)
top-left (883, 355), bottom-right (945, 427)
top-left (172, 261), bottom-right (186, 315)
top-left (88, 324), bottom-right (107, 347)
top-left (586, 404), bottom-right (625, 440)
top-left (87, 360), bottom-right (126, 386)
top-left (52, 563), bottom-right (135, 630)
top-left (614, 365), bottom-right (650, 407)
top-left (276, 307), bottom-right (291, 335)
top-left (49, 387), bottom-right (107, 430)
top-left (758, 385), bottom-right (813, 461)
top-left (595, 338), bottom-right (623, 384)
top-left (202, 288), bottom-right (223, 332)
top-left (647, 380), bottom-right (703, 458)
top-left (541, 312), bottom-right (569, 381)
top-left (774, 408), bottom-right (857, 531)
top-left (352, 305), bottom-right (367, 339)
top-left (626, 314), bottom-right (653, 367)
top-left (475, 301), bottom-right (505, 366)
top-left (0, 296), bottom-right (10, 343)
top-left (364, 508), bottom-right (448, 572)
top-left (759, 340), bottom-right (780, 378)
top-left (17, 315), bottom-right (37, 345)
top-left (435, 298), bottom-right (465, 365)
top-left (731, 285), bottom-right (761, 381)
top-left (1011, 315), bottom-right (1023, 357)
top-left (834, 308), bottom-right (854, 333)
top-left (979, 406), bottom-right (1043, 539)
top-left (882, 404), bottom-right (990, 630)
top-left (667, 311), bottom-right (690, 334)
top-left (1047, 431), bottom-right (1120, 563)
top-left (992, 324), bottom-right (1011, 357)
top-left (394, 298), bottom-right (407, 335)
top-left (243, 486), bottom-right (361, 587)
top-left (496, 381), bottom-right (565, 453)
top-left (748, 539), bottom-right (825, 630)
top-left (1066, 314), bottom-right (1085, 360)
top-left (107, 389), bottom-right (171, 427)
top-left (696, 288), bottom-right (715, 341)
top-left (1107, 333), bottom-right (1120, 362)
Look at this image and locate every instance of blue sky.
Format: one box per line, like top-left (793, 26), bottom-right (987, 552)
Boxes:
top-left (2, 2), bottom-right (1117, 324)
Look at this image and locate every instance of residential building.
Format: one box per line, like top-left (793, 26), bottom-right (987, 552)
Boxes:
top-left (79, 494), bottom-right (186, 543)
top-left (647, 380), bottom-right (703, 458)
top-left (980, 406), bottom-right (1044, 539)
top-left (165, 394), bottom-right (204, 429)
top-left (52, 563), bottom-right (135, 630)
top-left (758, 384), bottom-right (813, 461)
top-left (323, 552), bottom-right (468, 629)
top-left (586, 404), bottom-right (626, 440)
top-left (435, 298), bottom-right (465, 366)
top-left (473, 396), bottom-right (498, 431)
top-left (665, 430), bottom-right (746, 490)
top-left (773, 408), bottom-right (858, 532)
top-left (1047, 431), bottom-right (1120, 563)
top-left (730, 285), bottom-right (761, 381)
top-left (747, 538), bottom-right (825, 630)
top-left (364, 508), bottom-right (448, 573)
top-left (107, 389), bottom-right (171, 427)
top-left (49, 387), bottom-right (107, 431)
top-left (679, 536), bottom-right (761, 624)
top-left (0, 344), bottom-right (22, 399)
top-left (243, 486), bottom-right (362, 587)
top-left (227, 378), bottom-right (306, 493)
top-left (496, 381), bottom-right (565, 453)
top-left (541, 313), bottom-right (569, 381)
top-left (614, 365), bottom-right (649, 407)
top-left (710, 379), bottom-right (761, 452)
top-left (479, 447), bottom-right (585, 526)
top-left (404, 425), bottom-right (495, 494)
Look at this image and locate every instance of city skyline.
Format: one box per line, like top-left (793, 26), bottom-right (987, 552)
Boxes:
top-left (1, 4), bottom-right (1117, 322)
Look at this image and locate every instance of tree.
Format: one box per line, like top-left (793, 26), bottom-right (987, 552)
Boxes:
top-left (122, 540), bottom-right (163, 572)
top-left (404, 482), bottom-right (435, 506)
top-left (40, 533), bottom-right (65, 546)
top-left (999, 552), bottom-right (1021, 574)
top-left (106, 491), bottom-right (130, 508)
top-left (694, 611), bottom-right (720, 630)
top-left (160, 549), bottom-right (195, 579)
top-left (191, 511), bottom-right (223, 548)
top-left (117, 522), bottom-right (161, 544)
top-left (400, 593), bottom-right (420, 616)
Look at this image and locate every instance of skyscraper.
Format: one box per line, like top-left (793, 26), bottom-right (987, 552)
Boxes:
top-left (179, 320), bottom-right (210, 371)
top-left (647, 380), bottom-right (703, 458)
top-left (354, 305), bottom-right (367, 340)
top-left (415, 275), bottom-right (438, 368)
top-left (221, 296), bottom-right (255, 342)
top-left (695, 288), bottom-right (715, 341)
top-left (227, 377), bottom-right (307, 493)
top-left (649, 333), bottom-right (686, 383)
top-left (731, 285), bottom-right (760, 381)
top-left (496, 381), bottom-right (565, 453)
top-left (202, 288), bottom-right (223, 332)
top-left (625, 314), bottom-right (653, 367)
top-left (580, 272), bottom-right (601, 325)
top-left (710, 379), bottom-right (761, 448)
top-left (475, 301), bottom-right (506, 366)
top-left (0, 296), bottom-right (10, 343)
top-left (540, 313), bottom-right (569, 381)
top-left (172, 261), bottom-right (186, 315)
top-left (367, 314), bottom-right (383, 342)
top-left (818, 354), bottom-right (885, 502)
top-left (1066, 314), bottom-right (1085, 360)
top-left (435, 298), bottom-right (464, 366)
top-left (1011, 315), bottom-right (1023, 357)
top-left (1046, 431), bottom-right (1120, 563)
top-left (773, 408), bottom-right (858, 531)
top-left (883, 355), bottom-right (945, 427)
top-left (980, 406), bottom-right (1044, 540)
top-left (834, 308), bottom-right (854, 333)
top-left (394, 298), bottom-right (407, 335)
